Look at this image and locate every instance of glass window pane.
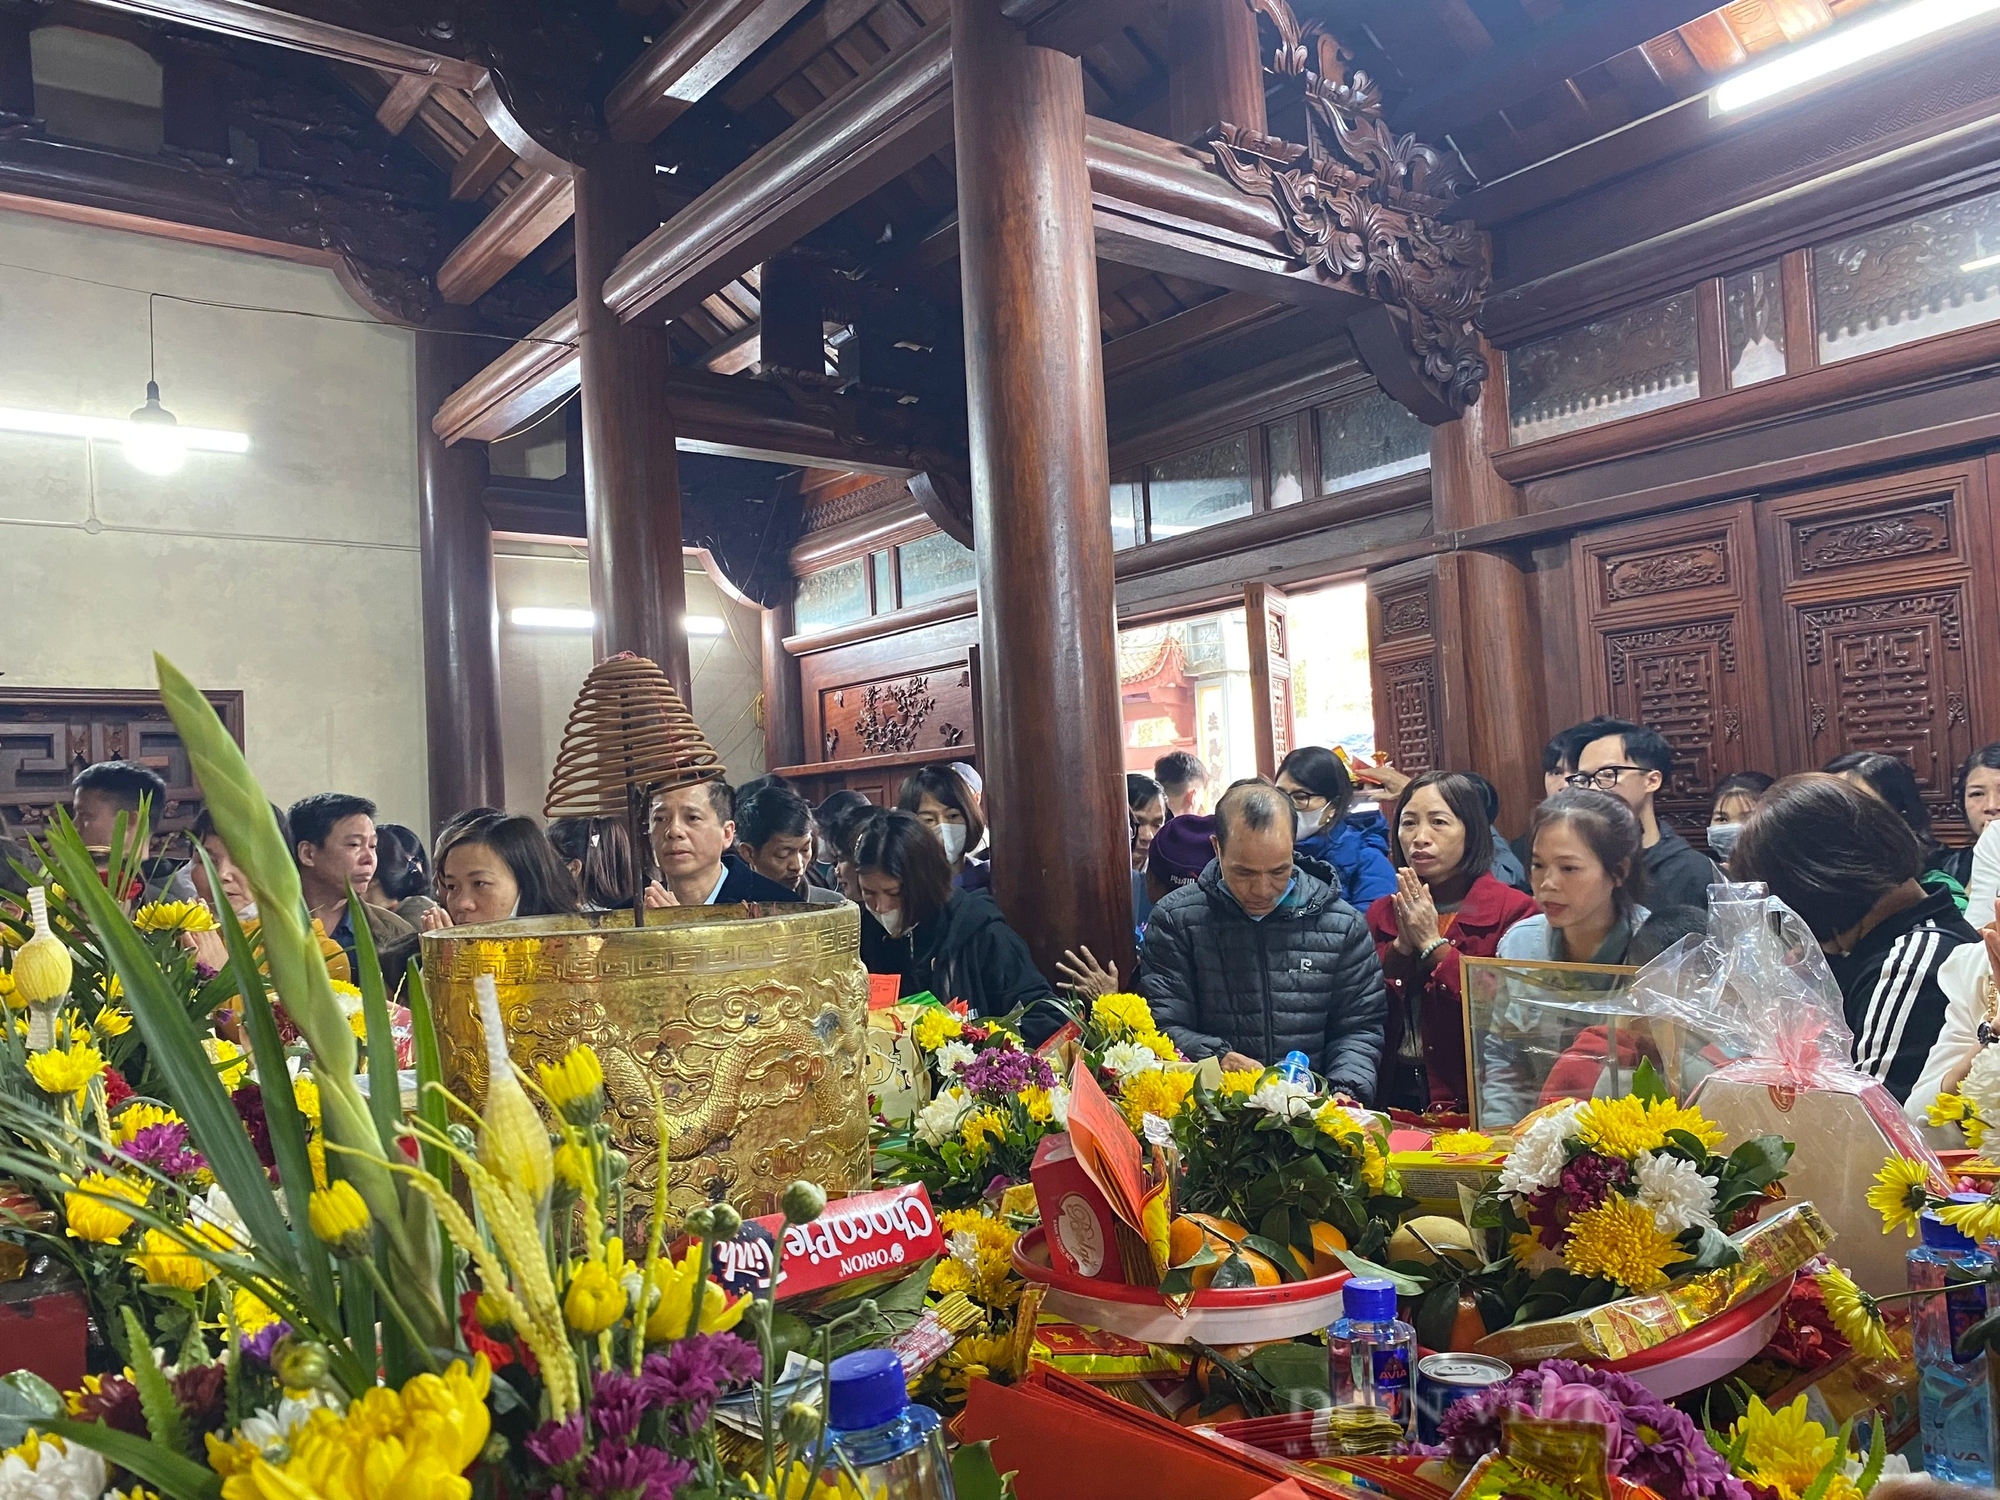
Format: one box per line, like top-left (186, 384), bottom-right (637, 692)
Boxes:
top-left (1506, 289), bottom-right (1701, 444)
top-left (1145, 435), bottom-right (1252, 538)
top-left (896, 530), bottom-right (976, 606)
top-left (1266, 420), bottom-right (1305, 507)
top-left (1316, 390), bottom-right (1430, 492)
top-left (1814, 185), bottom-right (2000, 362)
top-left (1723, 262), bottom-right (1786, 388)
top-left (1118, 608), bottom-right (1257, 794)
top-left (1110, 471), bottom-right (1144, 550)
top-left (869, 549), bottom-right (894, 612)
top-left (793, 558), bottom-right (868, 633)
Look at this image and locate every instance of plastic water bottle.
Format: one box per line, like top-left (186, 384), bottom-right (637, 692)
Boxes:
top-left (1278, 1050), bottom-right (1314, 1085)
top-left (1328, 1277), bottom-right (1417, 1437)
top-left (1911, 1199), bottom-right (1996, 1486)
top-left (823, 1349), bottom-right (956, 1499)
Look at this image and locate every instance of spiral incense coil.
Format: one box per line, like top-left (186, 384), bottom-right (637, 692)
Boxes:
top-left (543, 652), bottom-right (725, 819)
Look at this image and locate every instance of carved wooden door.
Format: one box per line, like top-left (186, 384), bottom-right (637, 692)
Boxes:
top-left (1758, 461), bottom-right (1995, 840)
top-left (1568, 500), bottom-right (1772, 829)
top-left (1367, 564), bottom-right (1448, 776)
top-left (0, 688), bottom-right (244, 839)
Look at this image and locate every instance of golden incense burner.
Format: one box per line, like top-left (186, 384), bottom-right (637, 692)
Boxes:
top-left (423, 901), bottom-right (871, 1220)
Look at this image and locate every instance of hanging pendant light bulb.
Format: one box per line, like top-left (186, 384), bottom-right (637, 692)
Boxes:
top-left (124, 296), bottom-right (186, 476)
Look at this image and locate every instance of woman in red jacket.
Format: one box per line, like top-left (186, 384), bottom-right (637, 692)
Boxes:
top-left (1366, 770), bottom-right (1539, 1116)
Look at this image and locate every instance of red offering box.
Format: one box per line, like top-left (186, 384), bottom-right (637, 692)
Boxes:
top-left (0, 1273), bottom-right (88, 1394)
top-left (1030, 1133), bottom-right (1128, 1284)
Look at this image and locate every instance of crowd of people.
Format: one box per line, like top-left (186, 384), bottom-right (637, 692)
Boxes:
top-left (16, 714), bottom-right (2000, 1129)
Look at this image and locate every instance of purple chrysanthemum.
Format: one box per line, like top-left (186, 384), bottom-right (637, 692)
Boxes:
top-left (956, 1046), bottom-right (1054, 1100)
top-left (240, 1320), bottom-right (291, 1366)
top-left (526, 1414), bottom-right (588, 1469)
top-left (578, 1440), bottom-right (692, 1500)
top-left (589, 1371), bottom-right (651, 1444)
top-left (641, 1332), bottom-right (761, 1434)
top-left (124, 1121), bottom-right (207, 1180)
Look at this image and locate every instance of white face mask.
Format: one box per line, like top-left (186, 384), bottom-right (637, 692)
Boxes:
top-left (872, 906), bottom-right (905, 938)
top-left (1295, 808), bottom-right (1322, 840)
top-left (1707, 823), bottom-right (1743, 861)
top-left (936, 823), bottom-right (967, 863)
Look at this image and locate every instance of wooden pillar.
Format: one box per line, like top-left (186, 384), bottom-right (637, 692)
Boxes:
top-left (1167, 0), bottom-right (1265, 143)
top-left (573, 144), bottom-right (691, 699)
top-left (1430, 352), bottom-right (1545, 833)
top-left (761, 592), bottom-right (804, 773)
top-left (1244, 582), bottom-right (1293, 779)
top-left (0, 6), bottom-right (33, 123)
top-left (953, 0), bottom-right (1133, 983)
top-left (416, 327), bottom-right (504, 833)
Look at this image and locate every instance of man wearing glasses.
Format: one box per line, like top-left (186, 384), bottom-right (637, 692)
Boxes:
top-left (1571, 720), bottom-right (1722, 913)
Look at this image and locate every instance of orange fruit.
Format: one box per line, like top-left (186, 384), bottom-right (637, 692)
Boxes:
top-left (1222, 1247), bottom-right (1282, 1287)
top-left (1184, 1212), bottom-right (1248, 1243)
top-left (1308, 1222), bottom-right (1349, 1277)
top-left (1448, 1294), bottom-right (1487, 1352)
top-left (1170, 1214), bottom-right (1250, 1289)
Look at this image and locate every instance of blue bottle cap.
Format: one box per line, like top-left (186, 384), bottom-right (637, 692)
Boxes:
top-left (1343, 1277), bottom-right (1398, 1322)
top-left (829, 1348), bottom-right (909, 1432)
top-left (1280, 1050), bottom-right (1312, 1079)
top-left (1921, 1205), bottom-right (1977, 1252)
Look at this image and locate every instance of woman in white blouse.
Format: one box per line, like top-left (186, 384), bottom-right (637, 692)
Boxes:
top-left (1906, 817), bottom-right (2000, 1125)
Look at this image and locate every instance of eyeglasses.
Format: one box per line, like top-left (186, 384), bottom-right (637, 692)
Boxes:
top-left (1282, 789), bottom-right (1327, 809)
top-left (1566, 766), bottom-right (1643, 790)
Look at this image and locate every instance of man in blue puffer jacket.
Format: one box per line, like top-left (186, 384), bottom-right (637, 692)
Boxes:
top-left (1137, 780), bottom-right (1386, 1102)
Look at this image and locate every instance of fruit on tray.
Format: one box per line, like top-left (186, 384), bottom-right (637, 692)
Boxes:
top-left (1388, 1215), bottom-right (1479, 1268)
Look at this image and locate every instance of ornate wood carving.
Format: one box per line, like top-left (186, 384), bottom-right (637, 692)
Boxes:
top-left (1800, 592), bottom-right (1963, 666)
top-left (1383, 656), bottom-right (1440, 775)
top-left (1204, 0), bottom-right (1490, 416)
top-left (1605, 620), bottom-right (1738, 685)
top-left (853, 676), bottom-right (937, 755)
top-left (1378, 584), bottom-right (1430, 639)
top-left (1599, 540), bottom-right (1729, 603)
top-left (1791, 500), bottom-right (1954, 575)
top-left (0, 688), bottom-right (244, 838)
top-left (1601, 620), bottom-right (1739, 798)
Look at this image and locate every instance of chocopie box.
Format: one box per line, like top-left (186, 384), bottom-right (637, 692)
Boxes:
top-left (1030, 1133), bottom-right (1127, 1285)
top-left (696, 1182), bottom-right (943, 1307)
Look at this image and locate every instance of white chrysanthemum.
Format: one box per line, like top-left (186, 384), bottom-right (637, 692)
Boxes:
top-left (1497, 1101), bottom-right (1584, 1201)
top-left (1633, 1150), bottom-right (1719, 1234)
top-left (235, 1394), bottom-right (332, 1458)
top-left (1962, 1046), bottom-right (2000, 1119)
top-left (948, 1229), bottom-right (981, 1272)
top-left (191, 1184), bottom-right (249, 1246)
top-left (1246, 1077), bottom-right (1316, 1121)
top-left (932, 1041), bottom-right (976, 1077)
top-left (1100, 1041), bottom-right (1165, 1081)
top-left (0, 1433), bottom-right (107, 1500)
top-left (914, 1085), bottom-right (974, 1147)
top-left (1047, 1085), bottom-right (1071, 1129)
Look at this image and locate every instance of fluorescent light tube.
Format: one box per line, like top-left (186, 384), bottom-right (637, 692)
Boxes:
top-left (0, 406), bottom-right (250, 452)
top-left (1713, 0), bottom-right (2000, 113)
top-left (686, 615), bottom-right (727, 635)
top-left (510, 607), bottom-right (596, 630)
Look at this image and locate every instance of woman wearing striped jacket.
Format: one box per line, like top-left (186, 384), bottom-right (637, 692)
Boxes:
top-left (1732, 773), bottom-right (1979, 1104)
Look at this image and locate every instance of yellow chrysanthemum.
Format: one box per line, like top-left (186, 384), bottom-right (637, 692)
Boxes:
top-left (1361, 1141), bottom-right (1390, 1195)
top-left (1730, 1395), bottom-right (1842, 1500)
top-left (553, 1141), bottom-right (594, 1192)
top-left (1816, 1265), bottom-right (1894, 1362)
top-left (911, 1008), bottom-right (963, 1052)
top-left (292, 1072), bottom-right (322, 1127)
top-left (564, 1243), bottom-right (629, 1335)
top-left (203, 1036), bottom-right (249, 1090)
top-left (938, 1331), bottom-right (1018, 1399)
top-left (1573, 1095), bottom-right (1724, 1159)
top-left (1430, 1129), bottom-right (1495, 1154)
top-left (746, 1460), bottom-right (877, 1500)
top-left (233, 1285), bottom-right (281, 1335)
top-left (219, 1356), bottom-right (491, 1500)
top-left (95, 1006), bottom-right (133, 1037)
top-left (134, 900), bottom-right (217, 934)
top-left (1930, 1094), bottom-right (1970, 1125)
top-left (1022, 1087), bottom-right (1055, 1124)
top-left (960, 1107), bottom-right (1010, 1157)
top-left (129, 1222), bottom-right (231, 1290)
top-left (1138, 1030), bottom-right (1178, 1061)
top-left (25, 1043), bottom-right (105, 1099)
top-left (1940, 1192), bottom-right (2000, 1244)
top-left (64, 1172), bottom-right (149, 1243)
top-left (537, 1045), bottom-right (606, 1124)
top-left (347, 1009), bottom-right (369, 1041)
top-left (1218, 1069), bottom-right (1261, 1097)
top-left (0, 970), bottom-right (17, 1009)
top-left (306, 1136), bottom-right (328, 1190)
top-left (114, 1101), bottom-right (180, 1144)
top-left (1314, 1100), bottom-right (1366, 1142)
top-left (1562, 1194), bottom-right (1691, 1293)
top-left (1869, 1155), bottom-right (1934, 1237)
top-left (1092, 992), bottom-right (1158, 1039)
top-left (1120, 1068), bottom-right (1196, 1129)
top-left (641, 1244), bottom-right (748, 1343)
top-left (100, 974), bottom-right (122, 1001)
top-left (929, 1255), bottom-right (973, 1299)
top-left (308, 1180), bottom-right (374, 1259)
top-left (939, 1208), bottom-right (1022, 1310)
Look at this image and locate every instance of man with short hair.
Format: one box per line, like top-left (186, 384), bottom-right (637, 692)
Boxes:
top-left (734, 785), bottom-right (842, 904)
top-left (647, 781), bottom-right (798, 907)
top-left (71, 760), bottom-right (198, 902)
top-left (1137, 780), bottom-right (1385, 1101)
top-left (287, 791), bottom-right (418, 988)
top-left (1154, 750), bottom-right (1211, 818)
top-left (1572, 719), bottom-right (1722, 912)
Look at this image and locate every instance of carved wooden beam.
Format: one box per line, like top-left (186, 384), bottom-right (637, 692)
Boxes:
top-left (436, 169), bottom-right (574, 304)
top-left (450, 127), bottom-right (514, 201)
top-left (374, 72), bottom-right (431, 134)
top-left (603, 24), bottom-right (954, 324)
top-left (606, 0), bottom-right (819, 142)
top-left (73, 0), bottom-right (484, 85)
top-left (999, 0), bottom-right (1166, 56)
top-left (434, 300), bottom-right (581, 442)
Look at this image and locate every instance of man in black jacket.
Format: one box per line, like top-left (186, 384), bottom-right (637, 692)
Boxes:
top-left (1137, 781), bottom-right (1386, 1101)
top-left (648, 781), bottom-right (798, 906)
top-left (1573, 720), bottom-right (1722, 913)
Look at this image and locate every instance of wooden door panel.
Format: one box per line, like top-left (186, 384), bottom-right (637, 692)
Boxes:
top-left (1600, 616), bottom-right (1743, 803)
top-left (1367, 567), bottom-right (1444, 776)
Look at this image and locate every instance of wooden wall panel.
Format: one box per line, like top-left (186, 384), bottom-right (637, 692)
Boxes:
top-left (1758, 461), bottom-right (1995, 839)
top-left (1243, 582), bottom-right (1293, 778)
top-left (1367, 564), bottom-right (1446, 776)
top-left (1568, 501), bottom-right (1772, 827)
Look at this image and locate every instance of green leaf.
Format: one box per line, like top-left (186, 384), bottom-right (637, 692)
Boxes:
top-left (1242, 1233), bottom-right (1304, 1282)
top-left (38, 813), bottom-right (298, 1278)
top-left (1857, 1410), bottom-right (1887, 1494)
top-left (404, 961), bottom-right (456, 1321)
top-left (122, 1304), bottom-right (190, 1458)
top-left (1249, 1341), bottom-right (1331, 1404)
top-left (0, 1370), bottom-right (61, 1449)
top-left (42, 1416), bottom-right (223, 1500)
top-left (951, 1440), bottom-right (1016, 1500)
top-left (1212, 1251), bottom-right (1258, 1289)
top-left (1414, 1280), bottom-right (1464, 1352)
top-left (342, 1253), bottom-right (378, 1375)
top-left (1630, 1056), bottom-right (1669, 1105)
top-left (1332, 1248), bottom-right (1424, 1295)
top-left (1260, 1204), bottom-right (1293, 1249)
top-left (1682, 1224), bottom-right (1742, 1275)
top-left (346, 887), bottom-right (403, 1157)
top-left (210, 859), bottom-right (339, 1317)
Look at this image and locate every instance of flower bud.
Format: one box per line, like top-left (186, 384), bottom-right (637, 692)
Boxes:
top-left (447, 1124), bottom-right (477, 1153)
top-left (605, 1148), bottom-right (630, 1181)
top-left (271, 1335), bottom-right (329, 1389)
top-left (779, 1400), bottom-right (823, 1454)
top-left (481, 1433), bottom-right (510, 1465)
top-left (782, 1180), bottom-right (828, 1225)
top-left (681, 1205), bottom-right (717, 1238)
top-left (708, 1203), bottom-right (743, 1240)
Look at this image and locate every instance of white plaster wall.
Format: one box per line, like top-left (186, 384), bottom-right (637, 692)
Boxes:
top-left (493, 545), bottom-right (767, 813)
top-left (0, 209), bottom-right (429, 830)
